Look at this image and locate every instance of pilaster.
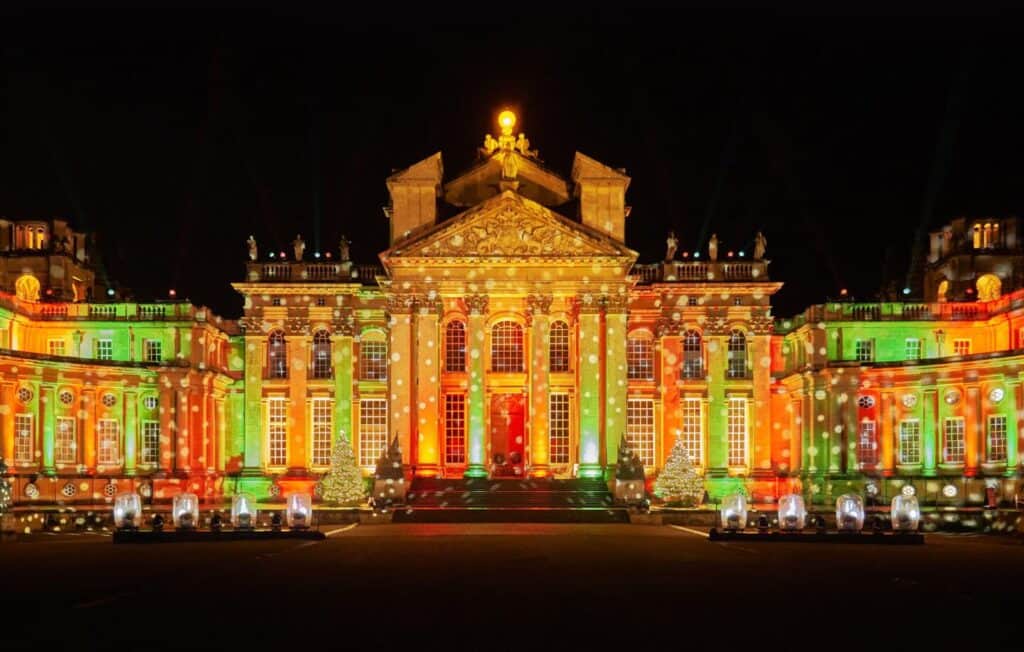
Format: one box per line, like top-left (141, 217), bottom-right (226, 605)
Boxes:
top-left (124, 390), bottom-right (137, 476)
top-left (41, 384), bottom-right (56, 474)
top-left (464, 294), bottom-right (489, 478)
top-left (415, 299), bottom-right (441, 475)
top-left (527, 294), bottom-right (552, 476)
top-left (576, 295), bottom-right (603, 478)
top-left (603, 294), bottom-right (628, 475)
top-left (387, 295), bottom-right (416, 470)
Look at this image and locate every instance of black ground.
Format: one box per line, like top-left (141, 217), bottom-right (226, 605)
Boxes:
top-left (3, 524), bottom-right (1023, 649)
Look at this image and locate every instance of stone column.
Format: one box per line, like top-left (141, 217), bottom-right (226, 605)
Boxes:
top-left (124, 390), bottom-right (137, 476)
top-left (706, 332), bottom-right (728, 475)
top-left (40, 384), bottom-right (56, 474)
top-left (0, 383), bottom-right (14, 463)
top-left (577, 296), bottom-right (603, 478)
top-left (415, 299), bottom-right (441, 475)
top-left (604, 295), bottom-right (628, 475)
top-left (82, 388), bottom-right (97, 472)
top-left (965, 384), bottom-right (981, 475)
top-left (387, 296), bottom-right (415, 470)
top-left (158, 384), bottom-right (174, 473)
top-left (879, 390), bottom-right (895, 475)
top-left (1007, 379), bottom-right (1020, 473)
top-left (922, 387), bottom-right (938, 476)
top-left (242, 336), bottom-right (264, 472)
top-left (175, 387), bottom-right (190, 473)
top-left (464, 294), bottom-right (489, 478)
top-left (215, 394), bottom-right (227, 473)
top-left (750, 332), bottom-right (773, 475)
top-left (286, 336), bottom-right (308, 472)
top-left (332, 331), bottom-right (354, 460)
top-left (659, 333), bottom-right (682, 469)
top-left (527, 294), bottom-right (552, 476)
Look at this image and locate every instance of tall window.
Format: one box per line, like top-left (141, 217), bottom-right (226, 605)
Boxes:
top-left (311, 398), bottom-right (333, 466)
top-left (988, 415), bottom-right (1008, 463)
top-left (681, 330), bottom-right (703, 379)
top-left (14, 414), bottom-right (33, 464)
top-left (549, 393), bottom-right (570, 464)
top-left (858, 420), bottom-right (878, 466)
top-left (727, 330), bottom-right (748, 378)
top-left (549, 321), bottom-right (570, 373)
top-left (953, 339), bottom-right (971, 356)
top-left (144, 339), bottom-right (162, 364)
top-left (627, 335), bottom-right (654, 380)
top-left (267, 398), bottom-right (287, 466)
top-left (626, 398), bottom-right (655, 466)
top-left (97, 419), bottom-right (120, 466)
top-left (727, 397), bottom-right (748, 466)
top-left (898, 420), bottom-right (921, 465)
top-left (681, 397), bottom-right (703, 465)
top-left (141, 421), bottom-right (161, 466)
top-left (855, 339), bottom-right (874, 363)
top-left (444, 394), bottom-right (466, 465)
top-left (268, 330), bottom-right (288, 379)
top-left (358, 398), bottom-right (388, 467)
top-left (312, 330), bottom-right (332, 379)
top-left (445, 321), bottom-right (467, 372)
top-left (55, 417), bottom-right (76, 464)
top-left (47, 339), bottom-right (66, 357)
top-left (360, 337), bottom-right (388, 381)
top-left (95, 339), bottom-right (113, 361)
top-left (491, 321), bottom-right (524, 372)
top-left (943, 417), bottom-right (965, 464)
top-left (904, 338), bottom-right (922, 361)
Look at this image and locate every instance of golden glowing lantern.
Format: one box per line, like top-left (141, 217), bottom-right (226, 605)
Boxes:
top-left (498, 110), bottom-right (517, 136)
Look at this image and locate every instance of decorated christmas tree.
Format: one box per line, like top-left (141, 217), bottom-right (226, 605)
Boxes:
top-left (320, 432), bottom-right (366, 506)
top-left (0, 458), bottom-right (11, 513)
top-left (654, 438), bottom-right (705, 507)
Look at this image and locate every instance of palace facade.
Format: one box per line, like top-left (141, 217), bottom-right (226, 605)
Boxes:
top-left (1, 113), bottom-right (1021, 507)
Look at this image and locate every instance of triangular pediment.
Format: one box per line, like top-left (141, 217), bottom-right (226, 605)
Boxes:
top-left (382, 191), bottom-right (636, 264)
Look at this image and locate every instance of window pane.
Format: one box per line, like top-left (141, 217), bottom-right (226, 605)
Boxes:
top-left (627, 337), bottom-right (653, 380)
top-left (943, 418), bottom-right (964, 464)
top-left (681, 398), bottom-right (702, 464)
top-left (311, 398), bottom-right (333, 465)
top-left (445, 322), bottom-right (466, 372)
top-left (898, 420), bottom-right (921, 465)
top-left (727, 397), bottom-right (747, 466)
top-left (14, 414), bottom-right (33, 464)
top-left (444, 394), bottom-right (466, 465)
top-left (97, 419), bottom-right (120, 466)
top-left (549, 321), bottom-right (570, 373)
top-left (358, 398), bottom-right (388, 467)
top-left (988, 415), bottom-right (1007, 463)
top-left (267, 398), bottom-right (287, 466)
top-left (268, 331), bottom-right (288, 379)
top-left (549, 393), bottom-right (570, 464)
top-left (682, 330), bottom-right (703, 379)
top-left (312, 331), bottom-right (332, 379)
top-left (727, 330), bottom-right (748, 378)
top-left (491, 321), bottom-right (524, 372)
top-left (142, 421), bottom-right (161, 466)
top-left (626, 398), bottom-right (655, 466)
top-left (55, 417), bottom-right (76, 464)
top-left (360, 340), bottom-right (388, 381)
top-left (858, 420), bottom-right (877, 465)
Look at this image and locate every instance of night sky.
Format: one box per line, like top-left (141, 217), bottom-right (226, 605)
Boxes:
top-left (2, 9), bottom-right (1021, 319)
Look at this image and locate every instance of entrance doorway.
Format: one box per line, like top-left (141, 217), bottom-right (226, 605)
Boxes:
top-left (489, 393), bottom-right (525, 477)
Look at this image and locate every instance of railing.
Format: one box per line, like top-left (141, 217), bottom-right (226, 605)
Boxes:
top-left (245, 261), bottom-right (383, 284)
top-left (0, 292), bottom-right (196, 322)
top-left (629, 260), bottom-right (769, 283)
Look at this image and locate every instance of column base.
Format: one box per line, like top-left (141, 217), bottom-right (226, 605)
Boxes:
top-left (464, 465), bottom-right (488, 479)
top-left (577, 464), bottom-right (604, 479)
top-left (528, 465), bottom-right (550, 479)
top-left (414, 464), bottom-right (440, 478)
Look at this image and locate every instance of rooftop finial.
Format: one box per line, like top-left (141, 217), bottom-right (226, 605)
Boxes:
top-left (483, 108), bottom-right (538, 159)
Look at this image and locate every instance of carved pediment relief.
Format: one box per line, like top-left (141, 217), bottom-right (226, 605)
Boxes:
top-left (388, 191), bottom-right (635, 261)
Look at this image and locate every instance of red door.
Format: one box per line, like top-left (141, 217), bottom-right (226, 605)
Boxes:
top-left (490, 394), bottom-right (526, 477)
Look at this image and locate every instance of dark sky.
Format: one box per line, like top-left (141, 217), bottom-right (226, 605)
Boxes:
top-left (2, 9), bottom-right (1022, 318)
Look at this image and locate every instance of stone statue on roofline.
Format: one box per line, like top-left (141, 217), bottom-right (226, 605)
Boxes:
top-left (292, 234), bottom-right (305, 262)
top-left (339, 235), bottom-right (351, 262)
top-left (754, 231), bottom-right (767, 261)
top-left (246, 235), bottom-right (258, 261)
top-left (666, 231), bottom-right (679, 262)
top-left (708, 233), bottom-right (719, 262)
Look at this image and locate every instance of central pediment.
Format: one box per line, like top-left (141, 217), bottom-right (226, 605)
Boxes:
top-left (381, 191), bottom-right (637, 265)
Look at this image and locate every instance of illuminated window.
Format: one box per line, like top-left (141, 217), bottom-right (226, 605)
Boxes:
top-left (549, 321), bottom-right (570, 373)
top-left (687, 296), bottom-right (698, 306)
top-left (97, 419), bottom-right (120, 466)
top-left (854, 339), bottom-right (874, 363)
top-left (973, 224), bottom-right (982, 249)
top-left (727, 330), bottom-right (748, 378)
top-left (904, 338), bottom-right (921, 361)
top-left (626, 398), bottom-right (655, 466)
top-left (444, 394), bottom-right (466, 465)
top-left (141, 421), bottom-right (160, 466)
top-left (311, 330), bottom-right (332, 379)
top-left (359, 337), bottom-right (388, 381)
top-left (445, 321), bottom-right (466, 372)
top-left (144, 339), bottom-right (162, 364)
top-left (95, 339), bottom-right (113, 361)
top-left (311, 398), bottom-right (333, 466)
top-left (55, 417), bottom-right (76, 465)
top-left (491, 321), bottom-right (524, 372)
top-left (898, 420), bottom-right (921, 465)
top-left (627, 334), bottom-right (654, 380)
top-left (681, 329), bottom-right (703, 379)
top-left (268, 330), bottom-right (288, 379)
top-left (943, 417), bottom-right (965, 464)
top-left (953, 339), bottom-right (971, 356)
top-left (549, 393), bottom-right (570, 464)
top-left (267, 398), bottom-right (287, 466)
top-left (681, 397), bottom-right (703, 465)
top-left (14, 414), bottom-right (33, 464)
top-left (47, 339), bottom-right (66, 357)
top-left (988, 415), bottom-right (1007, 463)
top-left (858, 420), bottom-right (878, 466)
top-left (727, 397), bottom-right (748, 466)
top-left (358, 398), bottom-right (388, 467)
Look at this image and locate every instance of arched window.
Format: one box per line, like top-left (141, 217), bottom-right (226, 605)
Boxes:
top-left (491, 321), bottom-right (524, 372)
top-left (976, 274), bottom-right (1001, 302)
top-left (445, 321), bottom-right (466, 372)
top-left (983, 223), bottom-right (993, 248)
top-left (626, 333), bottom-right (654, 380)
top-left (681, 329), bottom-right (703, 379)
top-left (973, 224), bottom-right (982, 249)
top-left (727, 329), bottom-right (748, 379)
top-left (268, 330), bottom-right (288, 379)
top-left (549, 321), bottom-right (570, 373)
top-left (311, 330), bottom-right (332, 379)
top-left (360, 332), bottom-right (388, 381)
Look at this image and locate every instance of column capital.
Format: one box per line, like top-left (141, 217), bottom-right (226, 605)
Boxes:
top-left (526, 293), bottom-right (553, 316)
top-left (463, 294), bottom-right (490, 316)
top-left (601, 293), bottom-right (629, 313)
top-left (386, 294), bottom-right (417, 315)
top-left (573, 293), bottom-right (603, 315)
top-left (655, 315), bottom-right (681, 337)
top-left (416, 296), bottom-right (444, 317)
